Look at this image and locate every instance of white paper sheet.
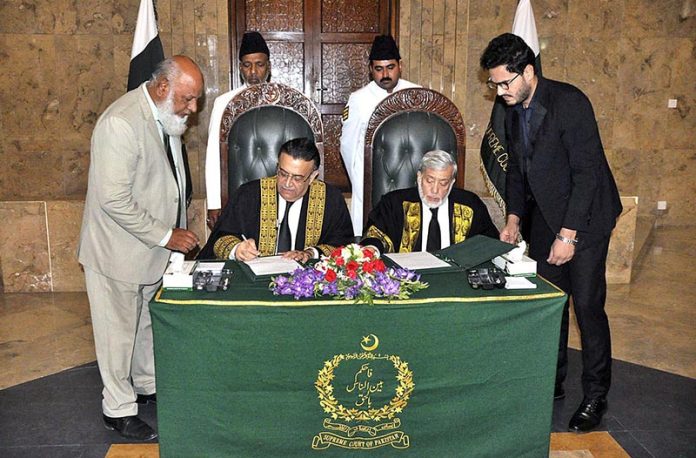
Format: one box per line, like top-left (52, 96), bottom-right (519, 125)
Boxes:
top-left (244, 255), bottom-right (302, 276)
top-left (504, 276), bottom-right (537, 289)
top-left (384, 251), bottom-right (451, 270)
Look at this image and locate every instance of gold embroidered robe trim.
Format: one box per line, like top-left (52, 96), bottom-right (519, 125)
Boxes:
top-left (258, 177), bottom-right (328, 255)
top-left (452, 203), bottom-right (474, 244)
top-left (316, 244), bottom-right (334, 257)
top-left (399, 202), bottom-right (422, 253)
top-left (365, 225), bottom-right (394, 253)
top-left (396, 201), bottom-right (475, 252)
top-left (214, 235), bottom-right (242, 259)
top-left (258, 177), bottom-right (279, 255)
top-left (304, 181), bottom-right (326, 248)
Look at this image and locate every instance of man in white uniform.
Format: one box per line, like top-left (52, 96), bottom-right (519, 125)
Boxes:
top-left (340, 35), bottom-right (420, 236)
top-left (205, 31), bottom-right (271, 228)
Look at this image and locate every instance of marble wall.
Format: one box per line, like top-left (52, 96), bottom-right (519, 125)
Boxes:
top-left (399, 0), bottom-right (696, 225)
top-left (0, 0), bottom-right (693, 270)
top-left (0, 199), bottom-right (208, 293)
top-left (0, 0), bottom-right (696, 292)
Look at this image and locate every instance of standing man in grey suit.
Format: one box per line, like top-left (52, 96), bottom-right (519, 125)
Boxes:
top-left (78, 55), bottom-right (203, 441)
top-left (481, 34), bottom-right (622, 433)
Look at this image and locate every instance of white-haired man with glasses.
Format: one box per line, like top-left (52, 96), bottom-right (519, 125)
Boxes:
top-left (199, 138), bottom-right (354, 262)
top-left (361, 150), bottom-right (498, 255)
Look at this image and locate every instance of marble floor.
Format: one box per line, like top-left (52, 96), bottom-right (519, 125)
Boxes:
top-left (0, 225), bottom-right (694, 457)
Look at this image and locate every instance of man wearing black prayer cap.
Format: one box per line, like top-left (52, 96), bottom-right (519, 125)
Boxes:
top-left (205, 31), bottom-right (272, 228)
top-left (340, 35), bottom-right (420, 237)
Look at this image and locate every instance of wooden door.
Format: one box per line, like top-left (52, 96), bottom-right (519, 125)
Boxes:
top-left (230, 0), bottom-right (398, 190)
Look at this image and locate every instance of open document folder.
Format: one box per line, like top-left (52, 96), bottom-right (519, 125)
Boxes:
top-left (384, 235), bottom-right (515, 274)
top-left (239, 255), bottom-right (302, 281)
top-left (384, 251), bottom-right (453, 271)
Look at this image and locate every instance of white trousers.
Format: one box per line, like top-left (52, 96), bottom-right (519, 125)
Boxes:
top-left (84, 266), bottom-right (159, 417)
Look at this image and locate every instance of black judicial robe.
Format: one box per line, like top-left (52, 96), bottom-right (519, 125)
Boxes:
top-left (361, 187), bottom-right (499, 253)
top-left (199, 176), bottom-right (354, 259)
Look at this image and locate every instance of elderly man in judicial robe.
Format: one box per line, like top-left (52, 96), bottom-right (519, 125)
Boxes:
top-left (361, 150), bottom-right (498, 254)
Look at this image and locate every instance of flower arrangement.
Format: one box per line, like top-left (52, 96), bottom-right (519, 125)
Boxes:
top-left (270, 244), bottom-right (428, 304)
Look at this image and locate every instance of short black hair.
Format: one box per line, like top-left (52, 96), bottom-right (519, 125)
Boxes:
top-left (480, 33), bottom-right (535, 75)
top-left (279, 138), bottom-right (320, 170)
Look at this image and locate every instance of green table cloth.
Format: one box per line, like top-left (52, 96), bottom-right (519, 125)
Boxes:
top-left (151, 261), bottom-right (565, 457)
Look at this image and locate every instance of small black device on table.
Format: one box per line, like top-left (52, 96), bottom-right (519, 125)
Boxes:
top-left (467, 267), bottom-right (506, 289)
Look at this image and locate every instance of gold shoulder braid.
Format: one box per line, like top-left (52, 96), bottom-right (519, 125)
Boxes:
top-left (304, 181), bottom-right (326, 248)
top-left (364, 225), bottom-right (394, 253)
top-left (452, 203), bottom-right (474, 244)
top-left (213, 235), bottom-right (242, 259)
top-left (399, 201), bottom-right (421, 253)
top-left (259, 177), bottom-right (278, 255)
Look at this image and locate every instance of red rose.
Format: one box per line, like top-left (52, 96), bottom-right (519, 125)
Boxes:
top-left (346, 260), bottom-right (359, 271)
top-left (363, 261), bottom-right (375, 274)
top-left (362, 248), bottom-right (374, 259)
top-left (325, 269), bottom-right (337, 282)
top-left (331, 247), bottom-right (343, 259)
top-left (347, 270), bottom-right (357, 279)
top-left (374, 260), bottom-right (386, 272)
top-left (334, 256), bottom-right (345, 267)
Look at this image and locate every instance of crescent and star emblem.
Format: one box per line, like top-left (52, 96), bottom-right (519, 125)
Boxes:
top-left (360, 334), bottom-right (380, 352)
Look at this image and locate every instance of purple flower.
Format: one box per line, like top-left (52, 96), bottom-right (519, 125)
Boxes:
top-left (269, 258), bottom-right (427, 303)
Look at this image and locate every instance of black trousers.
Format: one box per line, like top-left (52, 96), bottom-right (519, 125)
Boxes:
top-left (524, 203), bottom-right (612, 400)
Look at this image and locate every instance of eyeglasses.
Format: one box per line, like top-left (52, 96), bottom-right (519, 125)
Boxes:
top-left (277, 167), bottom-right (314, 184)
top-left (487, 73), bottom-right (521, 91)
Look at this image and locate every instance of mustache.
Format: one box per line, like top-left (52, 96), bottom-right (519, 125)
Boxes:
top-left (380, 77), bottom-right (392, 82)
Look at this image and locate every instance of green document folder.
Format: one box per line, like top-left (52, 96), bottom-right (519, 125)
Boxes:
top-left (434, 234), bottom-right (515, 270)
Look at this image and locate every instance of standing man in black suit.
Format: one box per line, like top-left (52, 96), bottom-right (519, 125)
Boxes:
top-left (480, 33), bottom-right (622, 433)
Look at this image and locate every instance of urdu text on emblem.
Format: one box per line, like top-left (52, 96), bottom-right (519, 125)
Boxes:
top-left (312, 335), bottom-right (414, 450)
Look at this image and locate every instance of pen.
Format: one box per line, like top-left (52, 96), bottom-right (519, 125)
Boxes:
top-left (241, 234), bottom-right (247, 241)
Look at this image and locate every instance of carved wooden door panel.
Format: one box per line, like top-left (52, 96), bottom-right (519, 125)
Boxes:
top-left (231, 0), bottom-right (397, 190)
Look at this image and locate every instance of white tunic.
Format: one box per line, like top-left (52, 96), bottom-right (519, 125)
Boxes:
top-left (204, 84), bottom-right (248, 211)
top-left (339, 79), bottom-right (420, 236)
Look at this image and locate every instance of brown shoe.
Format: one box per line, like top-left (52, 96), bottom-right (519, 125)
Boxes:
top-left (103, 415), bottom-right (158, 441)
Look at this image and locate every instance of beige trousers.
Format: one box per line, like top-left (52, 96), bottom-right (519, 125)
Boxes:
top-left (84, 266), bottom-right (159, 417)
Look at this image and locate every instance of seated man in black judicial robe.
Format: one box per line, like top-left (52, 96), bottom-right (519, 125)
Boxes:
top-left (361, 150), bottom-right (499, 254)
top-left (199, 138), bottom-right (354, 262)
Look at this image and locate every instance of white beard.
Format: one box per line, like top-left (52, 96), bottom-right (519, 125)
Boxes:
top-left (157, 91), bottom-right (188, 137)
top-left (417, 178), bottom-right (453, 210)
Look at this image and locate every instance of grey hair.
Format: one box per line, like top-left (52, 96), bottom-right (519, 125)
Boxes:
top-left (148, 57), bottom-right (181, 84)
top-left (419, 150), bottom-right (457, 178)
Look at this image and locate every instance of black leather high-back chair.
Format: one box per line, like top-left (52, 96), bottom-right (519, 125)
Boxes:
top-left (218, 83), bottom-right (324, 206)
top-left (363, 88), bottom-right (466, 219)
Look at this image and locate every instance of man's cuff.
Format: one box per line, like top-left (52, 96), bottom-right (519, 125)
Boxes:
top-left (229, 243), bottom-right (240, 260)
top-left (158, 229), bottom-right (173, 247)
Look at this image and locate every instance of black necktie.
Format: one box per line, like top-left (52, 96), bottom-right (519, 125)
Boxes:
top-left (163, 133), bottom-right (183, 227)
top-left (163, 133), bottom-right (177, 179)
top-left (277, 200), bottom-right (295, 253)
top-left (426, 207), bottom-right (441, 252)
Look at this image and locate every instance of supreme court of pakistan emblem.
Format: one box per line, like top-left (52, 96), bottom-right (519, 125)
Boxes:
top-left (312, 335), bottom-right (414, 450)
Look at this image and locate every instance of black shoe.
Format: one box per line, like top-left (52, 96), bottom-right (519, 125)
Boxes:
top-left (103, 415), bottom-right (158, 441)
top-left (568, 397), bottom-right (608, 433)
top-left (136, 393), bottom-right (157, 404)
